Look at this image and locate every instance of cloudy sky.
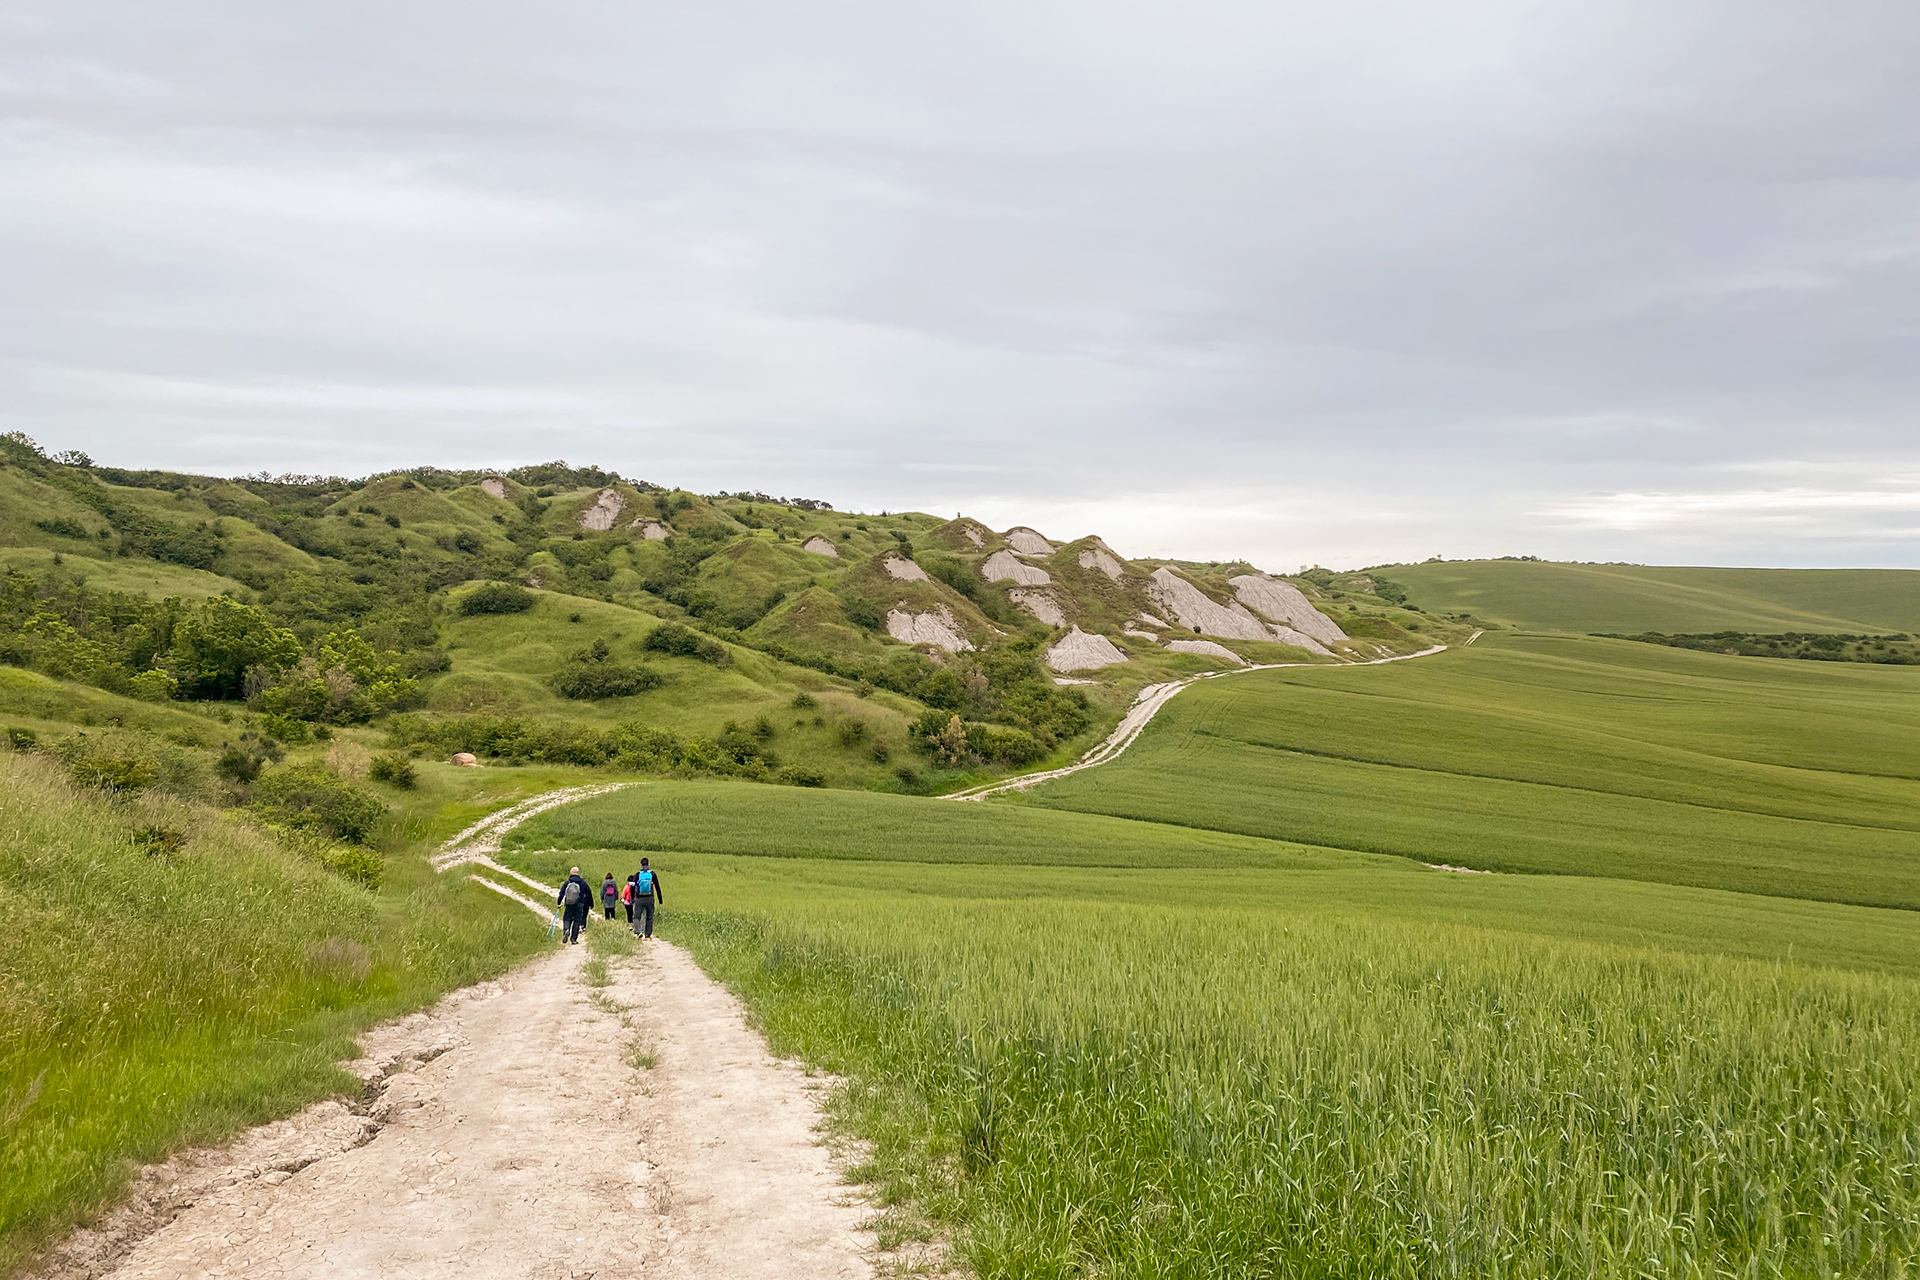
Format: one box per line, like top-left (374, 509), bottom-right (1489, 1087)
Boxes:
top-left (3, 0), bottom-right (1914, 569)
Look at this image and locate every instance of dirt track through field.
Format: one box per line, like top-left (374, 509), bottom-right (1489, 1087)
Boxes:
top-left (948, 643), bottom-right (1448, 801)
top-left (34, 816), bottom-right (879, 1280)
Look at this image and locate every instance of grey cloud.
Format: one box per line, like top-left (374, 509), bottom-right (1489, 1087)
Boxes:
top-left (1, 0), bottom-right (1914, 567)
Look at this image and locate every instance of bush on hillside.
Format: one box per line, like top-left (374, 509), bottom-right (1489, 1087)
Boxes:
top-left (253, 764), bottom-right (386, 844)
top-left (641, 622), bottom-right (729, 666)
top-left (367, 752), bottom-right (417, 788)
top-left (549, 662), bottom-right (663, 700)
top-left (457, 582), bottom-right (535, 616)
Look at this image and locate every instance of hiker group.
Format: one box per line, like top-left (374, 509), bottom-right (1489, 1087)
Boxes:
top-left (554, 859), bottom-right (663, 945)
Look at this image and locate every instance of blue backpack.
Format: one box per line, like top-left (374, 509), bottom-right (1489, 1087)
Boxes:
top-left (635, 869), bottom-right (654, 895)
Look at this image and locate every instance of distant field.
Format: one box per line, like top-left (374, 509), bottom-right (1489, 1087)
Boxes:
top-left (1023, 634), bottom-right (1920, 908)
top-left (506, 780), bottom-right (1391, 870)
top-left (1383, 559), bottom-right (1920, 633)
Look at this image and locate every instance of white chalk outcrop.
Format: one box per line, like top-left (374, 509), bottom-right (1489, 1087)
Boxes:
top-left (801, 535), bottom-right (840, 558)
top-left (1047, 626), bottom-right (1129, 672)
top-left (480, 477), bottom-right (508, 499)
top-left (1005, 527), bottom-right (1055, 556)
top-left (957, 521), bottom-right (987, 548)
top-left (630, 520), bottom-right (671, 541)
top-left (981, 550), bottom-right (1051, 586)
top-left (1229, 574), bottom-right (1349, 648)
top-left (1077, 545), bottom-right (1124, 580)
top-left (886, 605), bottom-right (973, 652)
top-left (1147, 567), bottom-right (1275, 642)
top-left (884, 555), bottom-right (930, 582)
top-left (1165, 638), bottom-right (1247, 665)
top-left (1123, 628), bottom-right (1158, 640)
top-left (1010, 588), bottom-right (1067, 626)
top-left (1135, 612), bottom-right (1169, 629)
top-left (578, 489), bottom-right (625, 531)
top-left (1267, 624), bottom-right (1333, 654)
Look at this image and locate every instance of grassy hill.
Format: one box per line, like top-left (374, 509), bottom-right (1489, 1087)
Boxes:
top-left (1021, 633), bottom-right (1920, 908)
top-left (1377, 559), bottom-right (1920, 633)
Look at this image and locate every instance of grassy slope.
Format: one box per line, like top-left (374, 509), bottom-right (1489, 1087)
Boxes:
top-left (0, 549), bottom-right (249, 600)
top-left (1021, 633), bottom-right (1920, 908)
top-left (0, 751), bottom-right (562, 1269)
top-left (1385, 559), bottom-right (1920, 633)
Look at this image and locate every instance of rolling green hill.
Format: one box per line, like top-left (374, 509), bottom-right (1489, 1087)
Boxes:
top-left (1379, 559), bottom-right (1919, 633)
top-left (1021, 633), bottom-right (1920, 908)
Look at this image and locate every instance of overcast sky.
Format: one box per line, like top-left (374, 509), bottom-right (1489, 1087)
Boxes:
top-left (3, 0), bottom-right (1915, 569)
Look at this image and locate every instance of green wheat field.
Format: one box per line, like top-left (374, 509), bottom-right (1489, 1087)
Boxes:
top-left (498, 632), bottom-right (1920, 1278)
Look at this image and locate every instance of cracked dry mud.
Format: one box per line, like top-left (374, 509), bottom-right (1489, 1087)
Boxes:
top-left (32, 937), bottom-right (878, 1280)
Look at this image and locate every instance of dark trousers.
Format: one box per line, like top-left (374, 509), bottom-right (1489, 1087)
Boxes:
top-left (563, 909), bottom-right (587, 944)
top-left (624, 901), bottom-right (634, 922)
top-left (603, 904), bottom-right (615, 919)
top-left (633, 899), bottom-right (655, 938)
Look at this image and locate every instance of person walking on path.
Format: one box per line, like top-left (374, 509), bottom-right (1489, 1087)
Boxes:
top-left (600, 871), bottom-right (618, 920)
top-left (557, 867), bottom-right (593, 945)
top-left (630, 858), bottom-right (663, 940)
top-left (621, 874), bottom-right (636, 925)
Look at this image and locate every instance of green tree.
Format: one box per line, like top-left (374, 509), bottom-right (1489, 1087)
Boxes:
top-left (169, 596), bottom-right (302, 699)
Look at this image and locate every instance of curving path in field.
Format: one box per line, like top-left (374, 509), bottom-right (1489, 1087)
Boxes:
top-left (946, 644), bottom-right (1448, 801)
top-left (36, 790), bottom-right (887, 1280)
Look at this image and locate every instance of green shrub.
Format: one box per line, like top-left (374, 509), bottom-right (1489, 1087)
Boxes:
top-left (457, 582), bottom-right (535, 616)
top-left (367, 752), bottom-right (417, 789)
top-left (642, 622), bottom-right (729, 666)
top-left (68, 752), bottom-right (156, 792)
top-left (125, 670), bottom-right (178, 703)
top-left (790, 692), bottom-right (817, 710)
top-left (253, 764), bottom-right (386, 844)
top-left (779, 766), bottom-right (826, 787)
top-left (259, 713), bottom-right (309, 743)
top-left (549, 662), bottom-right (663, 700)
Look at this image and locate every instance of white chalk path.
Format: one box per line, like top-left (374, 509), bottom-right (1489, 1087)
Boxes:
top-left (948, 643), bottom-right (1449, 801)
top-left (36, 789), bottom-right (882, 1280)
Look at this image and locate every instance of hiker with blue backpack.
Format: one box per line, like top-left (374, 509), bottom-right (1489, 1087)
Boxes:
top-left (556, 867), bottom-right (593, 945)
top-left (630, 859), bottom-right (663, 940)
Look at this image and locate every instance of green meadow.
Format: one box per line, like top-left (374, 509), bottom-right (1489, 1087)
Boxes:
top-left (1024, 633), bottom-right (1920, 908)
top-left (1382, 558), bottom-right (1920, 634)
top-left (494, 631), bottom-right (1920, 1277)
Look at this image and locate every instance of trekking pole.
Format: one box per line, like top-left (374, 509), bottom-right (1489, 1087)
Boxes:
top-left (546, 911), bottom-right (561, 940)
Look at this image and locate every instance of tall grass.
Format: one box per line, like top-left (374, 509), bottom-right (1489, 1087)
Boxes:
top-left (0, 752), bottom-right (548, 1268)
top-left (673, 893), bottom-right (1920, 1278)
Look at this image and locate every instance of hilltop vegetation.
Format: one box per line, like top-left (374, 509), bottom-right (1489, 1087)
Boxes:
top-left (1378, 557), bottom-right (1920, 633)
top-left (1, 432), bottom-right (1437, 799)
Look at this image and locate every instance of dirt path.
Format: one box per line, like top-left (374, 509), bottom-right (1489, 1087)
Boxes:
top-left (33, 811), bottom-right (879, 1280)
top-left (948, 643), bottom-right (1448, 801)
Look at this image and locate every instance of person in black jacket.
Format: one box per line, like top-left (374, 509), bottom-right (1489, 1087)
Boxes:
top-left (556, 867), bottom-right (593, 945)
top-left (630, 858), bottom-right (663, 940)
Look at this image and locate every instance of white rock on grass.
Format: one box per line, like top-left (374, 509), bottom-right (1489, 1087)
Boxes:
top-left (1229, 574), bottom-right (1350, 647)
top-left (1005, 527), bottom-right (1054, 556)
top-left (1147, 567), bottom-right (1274, 642)
top-left (578, 489), bottom-right (626, 531)
top-left (884, 556), bottom-right (930, 582)
top-left (629, 520), bottom-right (671, 540)
top-left (886, 606), bottom-right (973, 652)
top-left (1136, 611), bottom-right (1171, 628)
top-left (1077, 545), bottom-right (1124, 580)
top-left (1123, 628), bottom-right (1158, 640)
top-left (480, 477), bottom-right (508, 499)
top-left (1268, 624), bottom-right (1332, 655)
top-left (1046, 626), bottom-right (1129, 672)
top-left (1165, 638), bottom-right (1247, 665)
top-left (1010, 588), bottom-right (1066, 625)
top-left (957, 522), bottom-right (987, 547)
top-left (801, 535), bottom-right (840, 558)
top-left (981, 550), bottom-right (1050, 586)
